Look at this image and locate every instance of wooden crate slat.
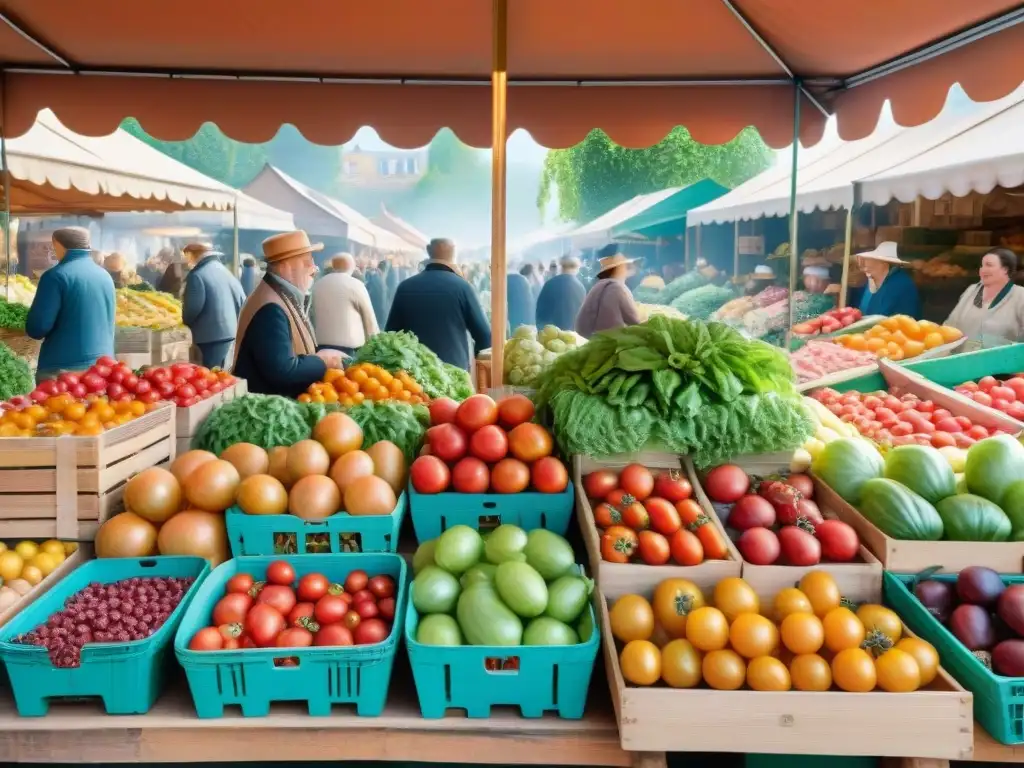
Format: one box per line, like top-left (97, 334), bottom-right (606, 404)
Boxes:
top-left (0, 439), bottom-right (101, 468)
top-left (0, 496), bottom-right (100, 520)
top-left (96, 437), bottom-right (172, 494)
top-left (0, 519), bottom-right (100, 540)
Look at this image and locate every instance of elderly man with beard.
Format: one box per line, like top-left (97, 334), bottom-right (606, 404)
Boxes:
top-left (233, 231), bottom-right (342, 397)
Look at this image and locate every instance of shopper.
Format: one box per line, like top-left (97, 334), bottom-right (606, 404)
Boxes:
top-left (181, 243), bottom-right (246, 369)
top-left (506, 267), bottom-right (535, 333)
top-left (536, 254), bottom-right (586, 331)
top-left (25, 227), bottom-right (115, 384)
top-left (311, 252), bottom-right (379, 356)
top-left (575, 251), bottom-right (642, 339)
top-left (240, 256), bottom-right (259, 297)
top-left (945, 247), bottom-right (1024, 350)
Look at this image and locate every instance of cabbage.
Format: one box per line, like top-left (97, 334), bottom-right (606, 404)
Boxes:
top-left (513, 325), bottom-right (536, 340)
top-left (558, 331), bottom-right (578, 345)
top-left (538, 325), bottom-right (560, 344)
top-left (545, 339), bottom-right (567, 354)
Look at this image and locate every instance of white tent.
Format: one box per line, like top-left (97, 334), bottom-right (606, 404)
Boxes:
top-left (102, 192), bottom-right (294, 233)
top-left (566, 188), bottom-right (680, 247)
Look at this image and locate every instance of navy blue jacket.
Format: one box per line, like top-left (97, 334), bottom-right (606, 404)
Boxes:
top-left (366, 270), bottom-right (388, 327)
top-left (26, 249), bottom-right (115, 374)
top-left (858, 268), bottom-right (922, 320)
top-left (233, 303), bottom-right (327, 398)
top-left (536, 273), bottom-right (587, 331)
top-left (506, 273), bottom-right (536, 333)
top-left (240, 264), bottom-right (259, 297)
top-left (182, 255), bottom-right (246, 344)
top-left (385, 263), bottom-right (491, 370)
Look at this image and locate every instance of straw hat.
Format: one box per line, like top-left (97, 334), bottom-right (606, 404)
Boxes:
top-left (262, 230), bottom-right (323, 263)
top-left (183, 242), bottom-right (213, 258)
top-left (751, 265), bottom-right (776, 280)
top-left (856, 241), bottom-right (907, 266)
top-left (598, 253), bottom-right (640, 272)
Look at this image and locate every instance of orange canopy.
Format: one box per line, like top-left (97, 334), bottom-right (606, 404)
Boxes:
top-left (1, 0), bottom-right (1023, 149)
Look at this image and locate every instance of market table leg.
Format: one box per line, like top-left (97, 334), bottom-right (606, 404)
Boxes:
top-left (631, 750), bottom-right (668, 768)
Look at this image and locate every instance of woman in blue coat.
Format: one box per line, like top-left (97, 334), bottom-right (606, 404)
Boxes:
top-left (856, 241), bottom-right (921, 319)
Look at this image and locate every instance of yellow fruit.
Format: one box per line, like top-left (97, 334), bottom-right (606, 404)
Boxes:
top-left (798, 571), bottom-right (841, 617)
top-left (895, 638), bottom-right (939, 686)
top-left (712, 577), bottom-right (759, 622)
top-left (874, 648), bottom-right (921, 693)
top-left (729, 613), bottom-right (779, 659)
top-left (0, 541), bottom-right (6, 554)
top-left (773, 587), bottom-right (813, 621)
top-left (620, 640), bottom-right (661, 686)
top-left (14, 541), bottom-right (38, 560)
top-left (40, 540), bottom-right (65, 558)
top-left (0, 551), bottom-right (23, 581)
top-left (746, 655), bottom-right (792, 692)
top-left (20, 565), bottom-right (43, 586)
top-left (609, 594), bottom-right (655, 643)
top-left (29, 552), bottom-right (57, 577)
top-left (64, 541), bottom-right (78, 555)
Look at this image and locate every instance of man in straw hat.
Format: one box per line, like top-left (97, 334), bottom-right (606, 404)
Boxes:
top-left (855, 241), bottom-right (921, 319)
top-left (385, 238), bottom-right (490, 370)
top-left (575, 247), bottom-right (642, 339)
top-left (181, 242), bottom-right (246, 370)
top-left (311, 252), bottom-right (379, 356)
top-left (26, 226), bottom-right (115, 384)
top-left (535, 253), bottom-right (586, 331)
top-left (233, 231), bottom-right (342, 397)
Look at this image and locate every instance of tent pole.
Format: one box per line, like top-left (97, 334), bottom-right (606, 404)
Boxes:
top-left (733, 220), bottom-right (740, 278)
top-left (0, 71), bottom-right (9, 302)
top-left (786, 80), bottom-right (801, 350)
top-left (839, 206), bottom-right (853, 309)
top-left (488, 0), bottom-right (508, 388)
top-left (696, 224), bottom-right (702, 263)
top-left (232, 195), bottom-right (240, 276)
top-left (684, 227), bottom-right (690, 271)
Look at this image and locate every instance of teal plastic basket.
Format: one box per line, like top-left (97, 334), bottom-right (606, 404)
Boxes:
top-left (0, 555), bottom-right (209, 716)
top-left (404, 577), bottom-right (599, 719)
top-left (902, 344), bottom-right (1024, 389)
top-left (883, 571), bottom-right (1024, 744)
top-left (408, 483), bottom-right (574, 543)
top-left (225, 492), bottom-right (406, 556)
top-left (174, 553), bottom-right (407, 718)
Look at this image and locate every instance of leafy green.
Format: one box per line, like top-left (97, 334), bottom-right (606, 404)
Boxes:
top-left (669, 284), bottom-right (736, 320)
top-left (0, 342), bottom-right (33, 401)
top-left (653, 271), bottom-right (711, 305)
top-left (193, 394), bottom-right (313, 454)
top-left (0, 299), bottom-right (29, 331)
top-left (353, 331), bottom-right (473, 400)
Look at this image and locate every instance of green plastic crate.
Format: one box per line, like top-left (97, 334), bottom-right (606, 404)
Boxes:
top-left (883, 571), bottom-right (1024, 745)
top-left (902, 344), bottom-right (1024, 389)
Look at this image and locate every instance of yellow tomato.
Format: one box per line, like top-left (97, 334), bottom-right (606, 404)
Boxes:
top-left (20, 565), bottom-right (43, 586)
top-left (729, 613), bottom-right (779, 659)
top-left (0, 551), bottom-right (23, 581)
top-left (0, 541), bottom-right (6, 553)
top-left (24, 405), bottom-right (48, 422)
top-left (746, 655), bottom-right (791, 692)
top-left (823, 607), bottom-right (866, 653)
top-left (832, 647), bottom-right (876, 692)
top-left (895, 638), bottom-right (938, 686)
top-left (0, 422), bottom-right (19, 437)
top-left (129, 401), bottom-right (147, 417)
top-left (63, 402), bottom-right (87, 421)
top-left (712, 577), bottom-right (759, 622)
top-left (620, 640), bottom-right (661, 686)
top-left (874, 648), bottom-right (921, 693)
top-left (780, 612), bottom-right (825, 655)
top-left (64, 541), bottom-right (78, 555)
top-left (856, 604), bottom-right (903, 643)
top-left (702, 649), bottom-right (746, 690)
top-left (773, 587), bottom-right (813, 621)
top-left (653, 578), bottom-right (706, 638)
top-left (609, 594), bottom-right (655, 643)
top-left (40, 540), bottom-right (66, 559)
top-left (29, 552), bottom-right (57, 577)
top-left (790, 653), bottom-right (832, 691)
top-left (798, 571), bottom-right (841, 617)
top-left (660, 639), bottom-right (703, 689)
top-left (14, 541), bottom-right (38, 560)
top-left (685, 606), bottom-right (730, 652)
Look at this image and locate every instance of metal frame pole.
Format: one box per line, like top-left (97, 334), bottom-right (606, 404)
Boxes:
top-left (786, 81), bottom-right (801, 348)
top-left (488, 0), bottom-right (508, 387)
top-left (1, 72), bottom-right (10, 302)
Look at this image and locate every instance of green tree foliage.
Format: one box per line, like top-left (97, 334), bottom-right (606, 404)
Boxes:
top-left (537, 127), bottom-right (773, 223)
top-left (265, 125), bottom-right (342, 195)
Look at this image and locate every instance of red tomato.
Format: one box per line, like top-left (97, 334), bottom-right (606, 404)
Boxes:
top-left (368, 575), bottom-right (396, 599)
top-left (355, 600), bottom-right (380, 619)
top-left (738, 527), bottom-right (780, 565)
top-left (703, 465), bottom-right (750, 503)
top-left (916, 400), bottom-right (935, 413)
top-left (968, 425), bottom-right (991, 441)
top-left (531, 456), bottom-right (569, 493)
top-left (779, 526), bottom-right (821, 566)
top-left (315, 623), bottom-right (354, 646)
top-left (931, 431), bottom-right (956, 448)
top-left (296, 573), bottom-right (329, 602)
top-left (973, 391), bottom-right (993, 407)
top-left (428, 397), bottom-right (459, 426)
top-left (266, 560), bottom-right (296, 586)
top-left (583, 469), bottom-right (618, 501)
top-left (225, 573), bottom-right (254, 595)
top-left (343, 610), bottom-right (362, 630)
top-left (287, 602), bottom-right (316, 627)
top-left (353, 618), bottom-right (391, 645)
top-left (454, 394), bottom-right (499, 433)
top-left (979, 375), bottom-right (999, 392)
top-left (992, 386), bottom-right (1017, 402)
top-left (668, 528), bottom-right (704, 566)
top-left (176, 383), bottom-right (197, 400)
top-left (275, 627), bottom-right (314, 648)
top-left (652, 470), bottom-right (692, 502)
top-left (245, 604), bottom-right (286, 647)
top-left (410, 455), bottom-right (451, 494)
top-left (138, 389), bottom-right (160, 404)
top-left (815, 519), bottom-right (859, 562)
top-left (314, 594), bottom-right (349, 625)
top-left (644, 497), bottom-right (682, 535)
top-left (1008, 401), bottom-right (1024, 420)
top-left (1005, 378), bottom-right (1024, 401)
top-left (350, 589), bottom-right (375, 604)
top-left (496, 394), bottom-right (535, 429)
top-left (377, 597), bottom-right (396, 621)
top-left (932, 408), bottom-right (953, 422)
top-left (122, 374), bottom-right (140, 392)
top-left (954, 433), bottom-right (977, 449)
top-left (257, 585), bottom-right (297, 616)
top-left (491, 458), bottom-right (531, 493)
top-left (451, 457), bottom-right (490, 493)
top-left (189, 626), bottom-right (225, 651)
top-left (106, 383), bottom-right (125, 400)
top-left (468, 425), bottom-right (509, 462)
top-left (619, 464), bottom-right (654, 501)
top-left (636, 530), bottom-right (671, 565)
top-left (621, 500), bottom-right (650, 530)
top-left (344, 570), bottom-right (369, 593)
top-left (428, 423), bottom-right (468, 462)
top-left (593, 501), bottom-right (623, 528)
top-left (507, 423), bottom-right (554, 462)
top-left (213, 593), bottom-right (253, 625)
top-left (222, 637), bottom-right (242, 650)
top-left (994, 398), bottom-right (1013, 413)
top-left (934, 417), bottom-right (962, 433)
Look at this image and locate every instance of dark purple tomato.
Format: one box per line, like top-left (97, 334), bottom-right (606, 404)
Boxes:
top-left (914, 579), bottom-right (955, 623)
top-left (993, 639), bottom-right (1024, 676)
top-left (997, 584), bottom-right (1024, 637)
top-left (950, 603), bottom-right (996, 651)
top-left (957, 566), bottom-right (1005, 607)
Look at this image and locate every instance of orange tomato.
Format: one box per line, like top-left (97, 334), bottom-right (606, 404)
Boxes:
top-left (351, 369), bottom-right (369, 384)
top-left (790, 653), bottom-right (832, 691)
top-left (660, 639), bottom-right (703, 688)
top-left (746, 656), bottom-right (791, 692)
top-left (609, 595), bottom-right (654, 643)
top-left (874, 648), bottom-right (921, 693)
top-left (129, 400), bottom-right (147, 417)
top-left (298, 393), bottom-right (313, 403)
top-left (822, 607), bottom-right (866, 653)
top-left (729, 613), bottom-right (779, 659)
top-left (922, 332), bottom-right (944, 349)
top-left (895, 638), bottom-right (938, 686)
top-left (798, 571), bottom-right (841, 617)
top-left (845, 334), bottom-right (867, 351)
top-left (63, 402), bottom-right (87, 421)
top-left (902, 340), bottom-right (925, 358)
top-left (856, 604), bottom-right (902, 643)
top-left (939, 325), bottom-right (962, 342)
top-left (780, 612), bottom-right (825, 655)
top-left (685, 606), bottom-right (730, 652)
top-left (832, 647), bottom-right (876, 692)
top-left (24, 405), bottom-right (47, 422)
top-left (773, 587), bottom-right (813, 621)
top-left (652, 578), bottom-right (705, 638)
top-left (702, 649), bottom-right (745, 690)
top-left (620, 640), bottom-right (661, 686)
top-left (712, 577), bottom-right (759, 622)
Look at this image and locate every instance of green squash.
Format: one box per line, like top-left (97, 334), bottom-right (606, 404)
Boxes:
top-left (1000, 479), bottom-right (1024, 541)
top-left (812, 437), bottom-right (884, 504)
top-left (964, 434), bottom-right (1024, 504)
top-left (883, 444), bottom-right (956, 505)
top-left (935, 494), bottom-right (1011, 542)
top-left (858, 478), bottom-right (943, 541)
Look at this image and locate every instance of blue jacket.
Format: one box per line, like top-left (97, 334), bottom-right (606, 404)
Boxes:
top-left (507, 273), bottom-right (535, 333)
top-left (182, 254), bottom-right (246, 344)
top-left (240, 264), bottom-right (259, 297)
top-left (26, 249), bottom-right (115, 373)
top-left (366, 270), bottom-right (388, 327)
top-left (858, 268), bottom-right (921, 320)
top-left (385, 263), bottom-right (491, 370)
top-left (536, 273), bottom-right (587, 331)
top-left (233, 303), bottom-right (327, 398)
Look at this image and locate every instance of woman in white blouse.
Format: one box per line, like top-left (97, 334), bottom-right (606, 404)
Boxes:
top-left (945, 248), bottom-right (1024, 351)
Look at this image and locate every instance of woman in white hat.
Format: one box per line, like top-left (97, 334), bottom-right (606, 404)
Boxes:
top-left (575, 250), bottom-right (642, 338)
top-left (856, 241), bottom-right (921, 319)
top-left (802, 265), bottom-right (832, 295)
top-left (945, 247), bottom-right (1024, 350)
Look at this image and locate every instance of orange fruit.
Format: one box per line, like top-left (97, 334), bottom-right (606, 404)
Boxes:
top-left (845, 334), bottom-right (867, 351)
top-left (63, 402), bottom-right (87, 421)
top-left (25, 405), bottom-right (47, 422)
top-left (939, 325), bottom-right (962, 342)
top-left (865, 337), bottom-right (886, 353)
top-left (880, 317), bottom-right (900, 331)
top-left (902, 340), bottom-right (925, 358)
top-left (922, 332), bottom-right (944, 350)
top-left (897, 316), bottom-right (922, 339)
top-left (889, 347), bottom-right (905, 361)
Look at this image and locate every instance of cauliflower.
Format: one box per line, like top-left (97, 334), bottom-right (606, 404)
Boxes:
top-left (542, 350), bottom-right (558, 364)
top-left (544, 339), bottom-right (568, 354)
top-left (557, 330), bottom-right (578, 346)
top-left (538, 325), bottom-right (560, 345)
top-left (507, 368), bottom-right (526, 385)
top-left (512, 325), bottom-right (537, 340)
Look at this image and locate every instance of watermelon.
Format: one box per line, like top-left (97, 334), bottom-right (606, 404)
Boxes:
top-left (997, 480), bottom-right (1024, 542)
top-left (858, 478), bottom-right (943, 541)
top-left (883, 444), bottom-right (956, 505)
top-left (965, 435), bottom-right (1024, 504)
top-left (812, 437), bottom-right (883, 504)
top-left (935, 494), bottom-right (1012, 542)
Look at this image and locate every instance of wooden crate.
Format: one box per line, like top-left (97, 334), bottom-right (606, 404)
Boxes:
top-left (814, 477), bottom-right (1024, 573)
top-left (115, 327), bottom-right (192, 368)
top-left (0, 545), bottom-right (88, 629)
top-left (598, 576), bottom-right (973, 758)
top-left (573, 455), bottom-right (742, 600)
top-left (685, 453), bottom-right (883, 604)
top-left (0, 404), bottom-right (176, 541)
top-left (175, 379), bottom-right (247, 448)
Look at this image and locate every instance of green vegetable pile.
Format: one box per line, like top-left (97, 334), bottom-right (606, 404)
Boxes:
top-left (669, 284), bottom-right (736, 321)
top-left (632, 284), bottom-right (663, 303)
top-left (0, 341), bottom-right (33, 401)
top-left (654, 271), bottom-right (711, 305)
top-left (303, 400), bottom-right (429, 463)
top-left (193, 394), bottom-right (313, 454)
top-left (353, 331), bottom-right (473, 400)
top-left (0, 298), bottom-right (29, 331)
top-left (411, 524), bottom-right (595, 648)
top-left (533, 316), bottom-right (813, 466)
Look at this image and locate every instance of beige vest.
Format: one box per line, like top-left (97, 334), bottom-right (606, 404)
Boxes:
top-left (233, 280), bottom-right (317, 366)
